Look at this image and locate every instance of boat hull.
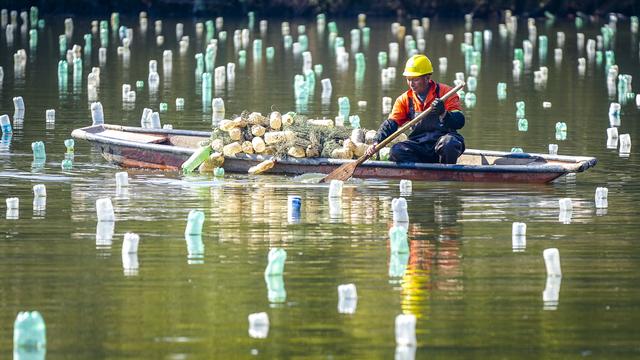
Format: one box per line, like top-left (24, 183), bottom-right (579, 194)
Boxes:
top-left (74, 124), bottom-right (598, 184)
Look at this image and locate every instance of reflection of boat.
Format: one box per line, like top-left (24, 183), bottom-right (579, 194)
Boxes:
top-left (72, 124), bottom-right (598, 183)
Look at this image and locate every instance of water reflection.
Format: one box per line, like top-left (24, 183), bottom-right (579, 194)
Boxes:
top-left (1, 13), bottom-right (639, 358)
top-left (185, 234), bottom-right (204, 264)
top-left (6, 208), bottom-right (19, 220)
top-left (96, 221), bottom-right (114, 250)
top-left (264, 274), bottom-right (286, 304)
top-left (13, 347), bottom-right (46, 360)
top-left (542, 276), bottom-right (562, 310)
top-left (122, 252), bottom-right (139, 276)
top-left (512, 235), bottom-right (526, 252)
top-left (0, 133), bottom-right (12, 151)
top-left (395, 345), bottom-right (416, 360)
top-left (32, 197), bottom-right (46, 218)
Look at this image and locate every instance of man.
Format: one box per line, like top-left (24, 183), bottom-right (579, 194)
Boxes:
top-left (366, 54), bottom-right (465, 164)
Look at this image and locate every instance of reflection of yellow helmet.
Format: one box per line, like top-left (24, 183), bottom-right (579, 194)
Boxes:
top-left (403, 54), bottom-right (433, 77)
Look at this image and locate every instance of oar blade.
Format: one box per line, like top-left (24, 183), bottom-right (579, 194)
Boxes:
top-left (320, 161), bottom-right (358, 183)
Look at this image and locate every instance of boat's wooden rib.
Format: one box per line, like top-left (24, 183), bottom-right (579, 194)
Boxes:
top-left (72, 124), bottom-right (598, 183)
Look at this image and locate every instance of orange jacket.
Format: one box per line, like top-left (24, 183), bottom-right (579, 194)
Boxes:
top-left (389, 80), bottom-right (462, 127)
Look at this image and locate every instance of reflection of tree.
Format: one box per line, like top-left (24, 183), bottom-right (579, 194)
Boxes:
top-left (398, 195), bottom-right (464, 318)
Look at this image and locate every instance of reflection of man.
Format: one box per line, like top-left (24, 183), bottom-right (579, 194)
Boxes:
top-left (396, 196), bottom-right (464, 317)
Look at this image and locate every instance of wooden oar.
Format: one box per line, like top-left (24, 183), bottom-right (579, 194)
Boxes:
top-left (320, 82), bottom-right (465, 183)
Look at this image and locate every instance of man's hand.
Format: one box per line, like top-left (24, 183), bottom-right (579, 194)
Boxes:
top-left (365, 143), bottom-right (378, 157)
top-left (432, 98), bottom-right (446, 119)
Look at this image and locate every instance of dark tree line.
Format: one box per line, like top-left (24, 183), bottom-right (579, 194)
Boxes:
top-left (0, 0), bottom-right (637, 18)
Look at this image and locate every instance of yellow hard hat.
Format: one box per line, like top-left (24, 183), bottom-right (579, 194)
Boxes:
top-left (402, 54), bottom-right (433, 77)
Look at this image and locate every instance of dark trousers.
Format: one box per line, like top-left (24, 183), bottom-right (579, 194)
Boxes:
top-left (389, 134), bottom-right (465, 164)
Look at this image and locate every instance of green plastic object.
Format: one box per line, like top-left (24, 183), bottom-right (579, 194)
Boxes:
top-left (378, 51), bottom-right (388, 68)
top-left (185, 210), bottom-right (205, 236)
top-left (497, 82), bottom-right (507, 100)
top-left (213, 167), bottom-right (225, 177)
top-left (181, 146), bottom-right (211, 174)
top-left (518, 119), bottom-right (528, 131)
top-left (14, 311), bottom-right (46, 349)
top-left (159, 103), bottom-right (168, 112)
top-left (515, 101), bottom-right (525, 119)
top-left (389, 226), bottom-right (409, 254)
top-left (313, 64), bottom-right (323, 76)
top-left (31, 141), bottom-right (46, 161)
top-left (264, 248), bottom-right (286, 276)
top-left (61, 159), bottom-right (73, 169)
top-left (185, 234), bottom-right (204, 262)
top-left (64, 139), bottom-right (74, 153)
top-left (264, 273), bottom-right (286, 303)
top-left (389, 252), bottom-right (409, 277)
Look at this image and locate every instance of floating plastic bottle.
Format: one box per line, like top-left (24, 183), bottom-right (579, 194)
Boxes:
top-left (399, 179), bottom-right (412, 195)
top-left (548, 143), bottom-right (558, 155)
top-left (140, 108), bottom-right (152, 128)
top-left (558, 198), bottom-right (573, 213)
top-left (263, 268), bottom-right (286, 302)
top-left (32, 184), bottom-right (46, 198)
top-left (264, 248), bottom-right (286, 276)
top-left (31, 141), bottom-right (46, 161)
top-left (395, 314), bottom-right (417, 346)
top-left (512, 229), bottom-right (526, 252)
top-left (511, 147), bottom-right (523, 153)
top-left (512, 222), bottom-right (526, 236)
top-left (595, 187), bottom-right (608, 208)
top-left (515, 101), bottom-right (525, 118)
top-left (248, 312), bottom-right (269, 339)
top-left (96, 198), bottom-right (115, 222)
top-left (287, 195), bottom-right (301, 222)
top-left (122, 232), bottom-right (139, 254)
top-left (176, 98), bottom-right (185, 109)
top-left (185, 210), bottom-right (205, 236)
top-left (518, 118), bottom-right (528, 131)
top-left (392, 197), bottom-right (409, 224)
top-left (348, 115), bottom-right (360, 129)
top-left (543, 248), bottom-right (561, 277)
top-left (338, 96), bottom-right (350, 119)
top-left (6, 197), bottom-right (19, 209)
top-left (542, 273), bottom-right (561, 310)
top-left (0, 114), bottom-right (11, 134)
top-left (328, 180), bottom-right (343, 198)
top-left (122, 251), bottom-right (139, 276)
top-left (618, 133), bottom-right (631, 149)
top-left (91, 102), bottom-right (104, 125)
top-left (467, 76), bottom-right (477, 92)
top-left (13, 96), bottom-right (25, 111)
top-left (337, 284), bottom-right (358, 314)
top-left (185, 234), bottom-right (204, 264)
top-left (115, 171), bottom-right (128, 188)
top-left (212, 98), bottom-right (225, 124)
top-left (389, 226), bottom-right (409, 254)
top-left (382, 97), bottom-right (392, 114)
top-left (150, 112), bottom-right (161, 129)
top-left (14, 311), bottom-right (46, 349)
top-left (555, 122), bottom-right (567, 140)
top-left (464, 92), bottom-right (476, 108)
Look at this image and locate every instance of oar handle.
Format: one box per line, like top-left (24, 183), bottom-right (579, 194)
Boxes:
top-left (357, 81), bottom-right (466, 166)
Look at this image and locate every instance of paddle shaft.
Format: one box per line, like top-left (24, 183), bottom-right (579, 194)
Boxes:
top-left (355, 81), bottom-right (465, 166)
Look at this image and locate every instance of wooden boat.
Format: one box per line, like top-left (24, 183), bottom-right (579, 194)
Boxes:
top-left (71, 124), bottom-right (597, 183)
